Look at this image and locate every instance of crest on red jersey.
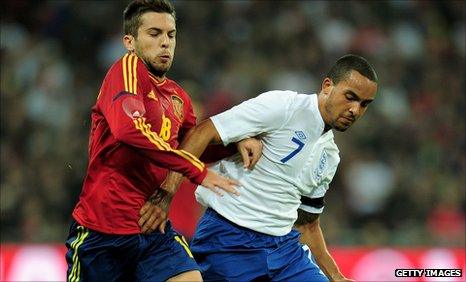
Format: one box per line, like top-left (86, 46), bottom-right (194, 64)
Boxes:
top-left (171, 95), bottom-right (184, 121)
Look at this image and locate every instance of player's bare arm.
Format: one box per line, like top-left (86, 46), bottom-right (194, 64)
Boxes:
top-left (170, 118), bottom-right (243, 194)
top-left (295, 209), bottom-right (354, 282)
top-left (139, 135), bottom-right (264, 234)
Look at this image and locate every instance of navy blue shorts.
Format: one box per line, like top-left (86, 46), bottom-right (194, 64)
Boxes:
top-left (190, 208), bottom-right (328, 282)
top-left (65, 220), bottom-right (199, 282)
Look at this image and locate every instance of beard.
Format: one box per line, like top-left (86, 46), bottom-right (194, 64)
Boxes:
top-left (135, 49), bottom-right (171, 78)
top-left (332, 123), bottom-right (349, 132)
top-left (146, 61), bottom-right (170, 78)
top-left (330, 116), bottom-right (351, 132)
top-left (324, 100), bottom-right (350, 132)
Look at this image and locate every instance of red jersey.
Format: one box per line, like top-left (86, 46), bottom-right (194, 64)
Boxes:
top-left (73, 54), bottom-right (206, 234)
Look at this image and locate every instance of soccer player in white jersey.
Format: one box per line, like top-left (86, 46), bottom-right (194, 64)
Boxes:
top-left (144, 54), bottom-right (378, 281)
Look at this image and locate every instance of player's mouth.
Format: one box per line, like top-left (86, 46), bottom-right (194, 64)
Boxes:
top-left (158, 54), bottom-right (171, 61)
top-left (340, 116), bottom-right (354, 125)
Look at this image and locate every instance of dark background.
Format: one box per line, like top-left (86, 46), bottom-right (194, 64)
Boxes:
top-left (1, 0), bottom-right (464, 247)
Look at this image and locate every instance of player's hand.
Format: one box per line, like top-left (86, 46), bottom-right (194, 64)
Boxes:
top-left (138, 189), bottom-right (173, 234)
top-left (201, 170), bottom-right (239, 196)
top-left (237, 137), bottom-right (263, 170)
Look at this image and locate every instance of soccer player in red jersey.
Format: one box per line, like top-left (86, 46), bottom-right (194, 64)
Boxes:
top-left (65, 1), bottom-right (260, 281)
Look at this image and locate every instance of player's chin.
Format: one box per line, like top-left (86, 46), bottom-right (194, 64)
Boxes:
top-left (155, 62), bottom-right (170, 70)
top-left (333, 123), bottom-right (350, 132)
top-left (150, 64), bottom-right (171, 77)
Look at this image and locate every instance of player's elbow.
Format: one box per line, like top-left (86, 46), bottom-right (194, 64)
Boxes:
top-left (186, 119), bottom-right (222, 145)
top-left (302, 218), bottom-right (320, 232)
top-left (111, 123), bottom-right (134, 144)
top-left (295, 218), bottom-right (320, 239)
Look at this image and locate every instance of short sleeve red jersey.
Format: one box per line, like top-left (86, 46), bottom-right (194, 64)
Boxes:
top-left (72, 54), bottom-right (206, 234)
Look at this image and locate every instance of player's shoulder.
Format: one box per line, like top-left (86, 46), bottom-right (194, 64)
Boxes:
top-left (251, 90), bottom-right (297, 106)
top-left (259, 90), bottom-right (297, 99)
top-left (163, 77), bottom-right (183, 89)
top-left (163, 78), bottom-right (189, 96)
top-left (318, 130), bottom-right (340, 155)
top-left (106, 53), bottom-right (150, 79)
top-left (160, 78), bottom-right (192, 107)
top-left (102, 53), bottom-right (151, 94)
top-left (261, 90), bottom-right (315, 105)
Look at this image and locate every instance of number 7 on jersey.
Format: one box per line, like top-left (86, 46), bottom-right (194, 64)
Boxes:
top-left (280, 137), bottom-right (304, 163)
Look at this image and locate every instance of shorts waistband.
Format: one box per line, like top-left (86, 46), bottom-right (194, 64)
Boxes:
top-left (204, 208), bottom-right (298, 242)
top-left (204, 208), bottom-right (253, 233)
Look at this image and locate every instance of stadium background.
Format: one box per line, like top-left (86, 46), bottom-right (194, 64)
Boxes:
top-left (1, 0), bottom-right (464, 281)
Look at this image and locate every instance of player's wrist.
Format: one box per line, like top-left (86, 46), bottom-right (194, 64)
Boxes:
top-left (148, 189), bottom-right (174, 212)
top-left (148, 189), bottom-right (173, 205)
top-left (190, 167), bottom-right (208, 185)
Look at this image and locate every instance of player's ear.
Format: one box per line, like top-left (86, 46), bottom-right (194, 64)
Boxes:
top-left (123, 35), bottom-right (135, 53)
top-left (321, 78), bottom-right (333, 96)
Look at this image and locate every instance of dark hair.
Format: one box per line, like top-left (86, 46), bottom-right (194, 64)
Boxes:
top-left (123, 0), bottom-right (176, 37)
top-left (326, 54), bottom-right (378, 85)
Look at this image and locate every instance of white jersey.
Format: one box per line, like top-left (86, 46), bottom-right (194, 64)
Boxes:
top-left (195, 91), bottom-right (340, 236)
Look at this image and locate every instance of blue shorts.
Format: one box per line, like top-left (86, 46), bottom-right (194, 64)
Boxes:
top-left (190, 208), bottom-right (328, 282)
top-left (65, 220), bottom-right (199, 282)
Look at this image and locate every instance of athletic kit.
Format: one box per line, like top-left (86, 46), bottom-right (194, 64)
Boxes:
top-left (193, 91), bottom-right (340, 281)
top-left (66, 54), bottom-right (203, 281)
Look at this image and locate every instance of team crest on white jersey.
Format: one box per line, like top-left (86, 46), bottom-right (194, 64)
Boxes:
top-left (313, 149), bottom-right (328, 183)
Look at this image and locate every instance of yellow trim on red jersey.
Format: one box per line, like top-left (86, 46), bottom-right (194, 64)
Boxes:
top-left (128, 54), bottom-right (134, 93)
top-left (132, 55), bottom-right (138, 95)
top-left (122, 54), bottom-right (139, 94)
top-left (174, 147), bottom-right (206, 170)
top-left (135, 117), bottom-right (170, 150)
top-left (133, 117), bottom-right (205, 171)
top-left (122, 54), bottom-right (129, 93)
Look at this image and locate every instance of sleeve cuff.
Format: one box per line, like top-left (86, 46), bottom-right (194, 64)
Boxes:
top-left (189, 167), bottom-right (208, 185)
top-left (299, 204), bottom-right (324, 214)
top-left (210, 116), bottom-right (229, 146)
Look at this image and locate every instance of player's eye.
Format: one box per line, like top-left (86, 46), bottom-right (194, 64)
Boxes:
top-left (346, 95), bottom-right (355, 101)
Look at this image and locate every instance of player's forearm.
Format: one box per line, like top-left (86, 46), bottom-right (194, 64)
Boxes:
top-left (161, 119), bottom-right (222, 190)
top-left (200, 144), bottom-right (237, 163)
top-left (314, 250), bottom-right (345, 281)
top-left (178, 119), bottom-right (222, 158)
top-left (160, 171), bottom-right (184, 195)
top-left (297, 223), bottom-right (346, 281)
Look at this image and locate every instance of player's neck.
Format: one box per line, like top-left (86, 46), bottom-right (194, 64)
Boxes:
top-left (316, 93), bottom-right (333, 134)
top-left (140, 58), bottom-right (167, 82)
top-left (323, 123), bottom-right (332, 134)
top-left (151, 73), bottom-right (166, 82)
top-left (147, 70), bottom-right (167, 85)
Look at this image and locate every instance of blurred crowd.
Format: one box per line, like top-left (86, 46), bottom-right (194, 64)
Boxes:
top-left (1, 0), bottom-right (464, 247)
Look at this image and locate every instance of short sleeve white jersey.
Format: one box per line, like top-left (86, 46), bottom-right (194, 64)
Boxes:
top-left (195, 91), bottom-right (340, 236)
